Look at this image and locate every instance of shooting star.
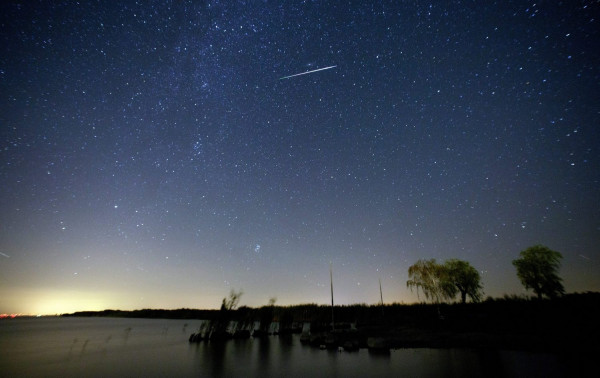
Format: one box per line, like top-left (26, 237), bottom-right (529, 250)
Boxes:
top-left (0, 252), bottom-right (10, 258)
top-left (280, 65), bottom-right (337, 80)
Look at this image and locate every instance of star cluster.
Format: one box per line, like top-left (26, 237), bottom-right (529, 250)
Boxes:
top-left (1, 1), bottom-right (599, 314)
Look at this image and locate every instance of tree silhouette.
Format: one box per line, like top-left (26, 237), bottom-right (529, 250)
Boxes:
top-left (443, 259), bottom-right (483, 303)
top-left (220, 289), bottom-right (243, 311)
top-left (257, 297), bottom-right (276, 335)
top-left (512, 245), bottom-right (565, 299)
top-left (210, 289), bottom-right (244, 339)
top-left (406, 259), bottom-right (454, 304)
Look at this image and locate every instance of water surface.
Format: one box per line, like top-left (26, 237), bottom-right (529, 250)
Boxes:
top-left (0, 317), bottom-right (587, 377)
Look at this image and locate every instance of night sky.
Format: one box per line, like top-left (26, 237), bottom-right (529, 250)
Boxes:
top-left (1, 1), bottom-right (599, 315)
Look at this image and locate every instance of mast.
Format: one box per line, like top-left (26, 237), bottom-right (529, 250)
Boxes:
top-left (330, 262), bottom-right (335, 331)
top-left (379, 278), bottom-right (385, 318)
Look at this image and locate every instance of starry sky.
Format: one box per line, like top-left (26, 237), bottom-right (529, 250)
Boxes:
top-left (1, 1), bottom-right (599, 315)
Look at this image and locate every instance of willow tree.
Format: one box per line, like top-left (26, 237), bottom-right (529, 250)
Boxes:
top-left (220, 289), bottom-right (244, 311)
top-left (444, 259), bottom-right (483, 303)
top-left (512, 245), bottom-right (564, 299)
top-left (210, 289), bottom-right (244, 339)
top-left (406, 259), bottom-right (455, 304)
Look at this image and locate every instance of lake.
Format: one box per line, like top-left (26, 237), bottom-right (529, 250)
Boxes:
top-left (0, 317), bottom-right (590, 377)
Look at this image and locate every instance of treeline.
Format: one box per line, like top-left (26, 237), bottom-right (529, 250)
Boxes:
top-left (406, 245), bottom-right (567, 305)
top-left (63, 292), bottom-right (600, 350)
top-left (63, 292), bottom-right (600, 330)
top-left (62, 308), bottom-right (219, 319)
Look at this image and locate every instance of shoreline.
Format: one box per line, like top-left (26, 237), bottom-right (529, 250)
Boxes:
top-left (30, 292), bottom-right (597, 352)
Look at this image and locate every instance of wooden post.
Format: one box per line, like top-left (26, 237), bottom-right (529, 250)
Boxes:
top-left (330, 262), bottom-right (334, 331)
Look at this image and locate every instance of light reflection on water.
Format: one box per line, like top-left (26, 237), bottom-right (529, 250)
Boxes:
top-left (0, 317), bottom-right (586, 377)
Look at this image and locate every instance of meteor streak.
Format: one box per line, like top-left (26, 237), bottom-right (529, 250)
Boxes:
top-left (280, 65), bottom-right (337, 80)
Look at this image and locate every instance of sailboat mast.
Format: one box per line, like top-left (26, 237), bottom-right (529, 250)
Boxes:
top-left (330, 263), bottom-right (335, 331)
top-left (379, 278), bottom-right (384, 318)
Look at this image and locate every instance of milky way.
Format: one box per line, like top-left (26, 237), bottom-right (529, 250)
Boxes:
top-left (1, 1), bottom-right (599, 314)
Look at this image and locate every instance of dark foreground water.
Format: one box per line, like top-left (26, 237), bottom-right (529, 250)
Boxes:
top-left (0, 317), bottom-right (591, 377)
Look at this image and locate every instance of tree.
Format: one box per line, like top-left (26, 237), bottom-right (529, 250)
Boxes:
top-left (220, 289), bottom-right (243, 311)
top-left (443, 259), bottom-right (483, 303)
top-left (406, 259), bottom-right (454, 304)
top-left (512, 245), bottom-right (565, 299)
top-left (257, 297), bottom-right (277, 335)
top-left (210, 289), bottom-right (244, 339)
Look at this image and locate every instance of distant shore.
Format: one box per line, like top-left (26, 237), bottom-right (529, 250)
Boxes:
top-left (56, 292), bottom-right (599, 352)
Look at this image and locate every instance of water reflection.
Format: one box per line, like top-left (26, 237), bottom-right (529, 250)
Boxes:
top-left (278, 334), bottom-right (294, 372)
top-left (367, 348), bottom-right (391, 358)
top-left (189, 336), bottom-right (577, 378)
top-left (256, 337), bottom-right (272, 374)
top-left (192, 340), bottom-right (226, 377)
top-left (0, 318), bottom-right (588, 377)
